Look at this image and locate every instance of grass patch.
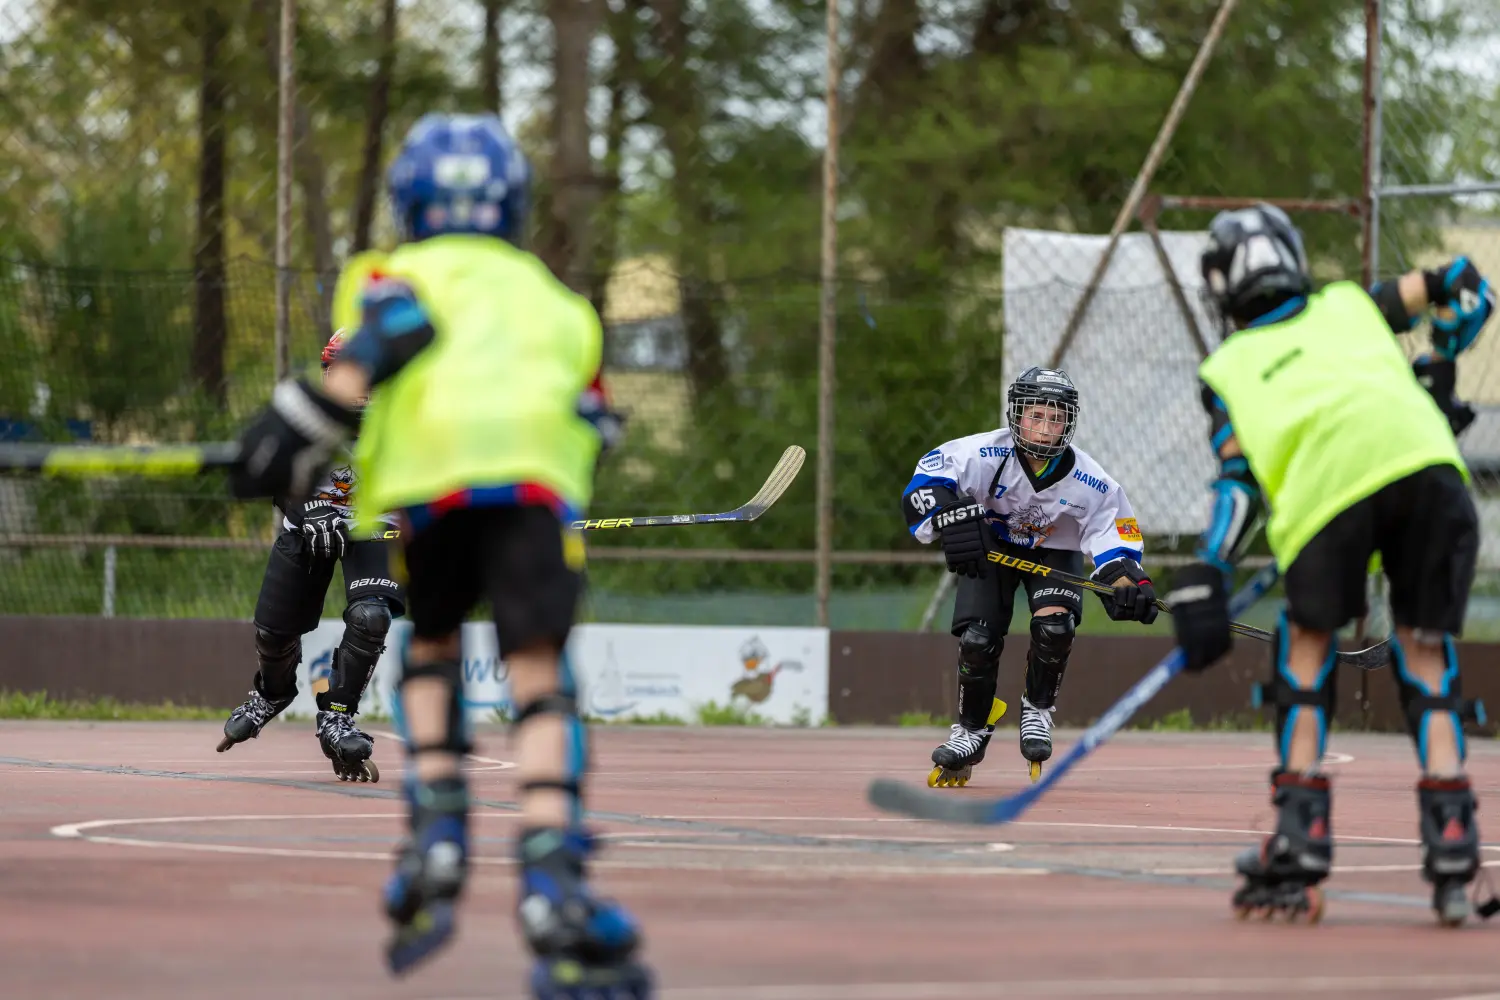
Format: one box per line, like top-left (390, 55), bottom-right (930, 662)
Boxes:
top-left (896, 710), bottom-right (947, 727)
top-left (579, 702), bottom-right (833, 727)
top-left (1138, 707), bottom-right (1273, 732)
top-left (0, 689), bottom-right (230, 720)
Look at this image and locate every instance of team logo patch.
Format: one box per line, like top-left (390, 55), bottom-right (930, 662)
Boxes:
top-left (1115, 517), bottom-right (1142, 542)
top-left (918, 448), bottom-right (944, 473)
top-left (1003, 503), bottom-right (1055, 547)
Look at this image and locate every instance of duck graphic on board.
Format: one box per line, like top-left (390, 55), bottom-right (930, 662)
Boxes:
top-left (729, 635), bottom-right (803, 705)
top-left (585, 642), bottom-right (637, 718)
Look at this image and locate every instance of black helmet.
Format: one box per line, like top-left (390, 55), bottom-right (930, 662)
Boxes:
top-left (1199, 203), bottom-right (1311, 331)
top-left (1006, 366), bottom-right (1079, 460)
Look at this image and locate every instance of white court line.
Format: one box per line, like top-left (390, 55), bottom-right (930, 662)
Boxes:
top-left (651, 975), bottom-right (1500, 999)
top-left (369, 729), bottom-right (516, 771)
top-left (65, 809), bottom-right (1498, 876)
top-left (589, 751), bottom-right (1358, 778)
top-left (417, 973), bottom-right (1500, 1000)
top-left (640, 815), bottom-right (1438, 845)
top-left (47, 813), bottom-right (1046, 877)
top-left (1151, 860), bottom-right (1500, 876)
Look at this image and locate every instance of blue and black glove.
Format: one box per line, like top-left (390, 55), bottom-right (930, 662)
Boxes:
top-left (1425, 256), bottom-right (1496, 360)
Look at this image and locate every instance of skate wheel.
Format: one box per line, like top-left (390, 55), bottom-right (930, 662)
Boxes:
top-left (927, 767), bottom-right (945, 788)
top-left (1436, 888), bottom-right (1470, 928)
top-left (1028, 761), bottom-right (1042, 783)
top-left (215, 736), bottom-right (235, 753)
top-left (364, 760), bottom-right (380, 783)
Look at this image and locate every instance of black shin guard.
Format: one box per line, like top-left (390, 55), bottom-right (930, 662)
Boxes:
top-left (253, 625), bottom-right (302, 701)
top-left (319, 598), bottom-right (392, 714)
top-left (955, 622), bottom-right (1003, 731)
top-left (1024, 611), bottom-right (1074, 710)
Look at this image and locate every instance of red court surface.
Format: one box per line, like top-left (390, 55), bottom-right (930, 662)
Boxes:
top-left (4, 721), bottom-right (1500, 999)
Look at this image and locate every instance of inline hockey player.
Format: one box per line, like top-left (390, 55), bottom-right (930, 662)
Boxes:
top-left (226, 113), bottom-right (645, 996)
top-left (1165, 203), bottom-right (1497, 925)
top-left (903, 366), bottom-right (1159, 786)
top-left (217, 329), bottom-right (404, 783)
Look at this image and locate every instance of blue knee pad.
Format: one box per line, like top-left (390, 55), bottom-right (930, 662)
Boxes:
top-left (1391, 632), bottom-right (1486, 770)
top-left (1253, 611), bottom-right (1338, 770)
top-left (513, 648), bottom-right (589, 826)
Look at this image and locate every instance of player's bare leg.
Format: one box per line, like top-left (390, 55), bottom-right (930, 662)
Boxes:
top-left (1231, 615), bottom-right (1335, 923)
top-left (1389, 626), bottom-right (1486, 925)
top-left (383, 632), bottom-right (470, 974)
top-left (508, 642), bottom-right (651, 998)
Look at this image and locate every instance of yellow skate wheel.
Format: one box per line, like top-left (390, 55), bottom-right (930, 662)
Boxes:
top-left (987, 698), bottom-right (1008, 726)
top-left (927, 766), bottom-right (945, 788)
top-left (1028, 761), bottom-right (1042, 783)
top-left (956, 775), bottom-right (970, 787)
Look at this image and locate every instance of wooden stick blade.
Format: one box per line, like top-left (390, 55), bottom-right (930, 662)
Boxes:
top-left (732, 445), bottom-right (806, 520)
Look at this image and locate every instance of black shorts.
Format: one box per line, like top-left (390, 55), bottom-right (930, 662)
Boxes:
top-left (400, 504), bottom-right (583, 652)
top-left (253, 531), bottom-right (407, 636)
top-left (1284, 462), bottom-right (1478, 635)
top-left (951, 542), bottom-right (1085, 637)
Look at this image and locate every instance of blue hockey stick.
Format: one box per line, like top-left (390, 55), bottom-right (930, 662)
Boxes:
top-left (866, 562), bottom-right (1281, 826)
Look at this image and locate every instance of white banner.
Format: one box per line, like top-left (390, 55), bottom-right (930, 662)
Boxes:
top-left (287, 622), bottom-right (829, 727)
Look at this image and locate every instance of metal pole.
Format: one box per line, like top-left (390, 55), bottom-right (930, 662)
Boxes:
top-left (1361, 0), bottom-right (1384, 286)
top-left (1379, 181), bottom-right (1500, 198)
top-left (274, 0), bottom-right (296, 383)
top-left (814, 0), bottom-right (840, 629)
top-left (102, 544), bottom-right (116, 618)
top-left (1048, 0), bottom-right (1241, 369)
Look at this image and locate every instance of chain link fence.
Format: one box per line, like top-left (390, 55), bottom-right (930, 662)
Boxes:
top-left (2, 1), bottom-right (1498, 635)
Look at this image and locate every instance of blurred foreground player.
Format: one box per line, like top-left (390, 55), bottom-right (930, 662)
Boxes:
top-left (1165, 203), bottom-right (1497, 925)
top-left (218, 329), bottom-right (405, 782)
top-left (227, 113), bottom-right (646, 995)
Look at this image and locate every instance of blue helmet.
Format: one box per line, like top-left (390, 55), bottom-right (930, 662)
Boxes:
top-left (386, 113), bottom-right (531, 244)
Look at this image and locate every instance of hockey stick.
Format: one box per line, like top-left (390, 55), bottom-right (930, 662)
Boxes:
top-left (568, 445), bottom-right (806, 530)
top-left (866, 561), bottom-right (1283, 827)
top-left (0, 441), bottom-right (807, 532)
top-left (984, 551), bottom-right (1391, 671)
top-left (0, 442), bottom-right (241, 476)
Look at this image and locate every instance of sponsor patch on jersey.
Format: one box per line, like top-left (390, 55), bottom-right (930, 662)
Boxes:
top-left (1115, 517), bottom-right (1142, 542)
top-left (918, 448), bottom-right (944, 473)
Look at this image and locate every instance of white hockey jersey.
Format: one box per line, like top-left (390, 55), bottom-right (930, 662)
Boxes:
top-left (903, 428), bottom-right (1144, 571)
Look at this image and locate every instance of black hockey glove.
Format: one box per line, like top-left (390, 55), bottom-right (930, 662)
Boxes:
top-left (229, 379), bottom-right (359, 502)
top-left (1093, 556), bottom-right (1158, 625)
top-left (1163, 562), bottom-right (1232, 673)
top-left (1424, 256), bottom-right (1496, 360)
top-left (933, 500), bottom-right (992, 578)
top-left (1413, 356), bottom-right (1477, 438)
top-left (300, 502), bottom-right (351, 560)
